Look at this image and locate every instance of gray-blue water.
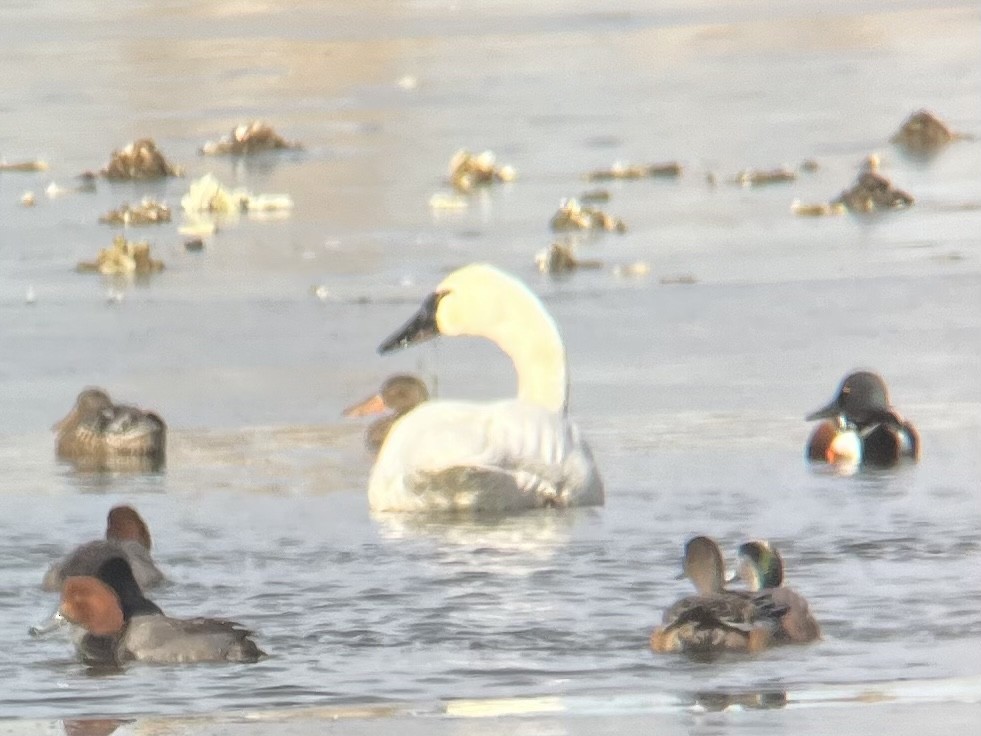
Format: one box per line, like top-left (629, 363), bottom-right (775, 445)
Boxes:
top-left (1, 0), bottom-right (979, 731)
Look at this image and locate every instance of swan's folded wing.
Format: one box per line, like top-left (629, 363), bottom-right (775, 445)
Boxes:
top-left (368, 400), bottom-right (603, 511)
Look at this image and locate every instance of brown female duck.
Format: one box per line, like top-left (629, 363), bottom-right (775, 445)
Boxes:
top-left (54, 388), bottom-right (166, 470)
top-left (343, 375), bottom-right (429, 455)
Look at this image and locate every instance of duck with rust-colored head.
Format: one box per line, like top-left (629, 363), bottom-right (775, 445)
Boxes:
top-left (42, 505), bottom-right (165, 592)
top-left (736, 540), bottom-right (820, 645)
top-left (806, 371), bottom-right (919, 468)
top-left (54, 388), bottom-right (166, 471)
top-left (650, 536), bottom-right (785, 660)
top-left (32, 557), bottom-right (264, 666)
top-left (343, 375), bottom-right (430, 456)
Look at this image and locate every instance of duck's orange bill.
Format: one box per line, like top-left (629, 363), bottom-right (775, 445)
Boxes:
top-left (342, 393), bottom-right (386, 418)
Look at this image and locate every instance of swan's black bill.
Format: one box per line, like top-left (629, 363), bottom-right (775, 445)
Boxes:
top-left (378, 291), bottom-right (445, 354)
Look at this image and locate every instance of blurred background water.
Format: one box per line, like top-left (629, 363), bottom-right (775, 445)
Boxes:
top-left (0, 0), bottom-right (979, 730)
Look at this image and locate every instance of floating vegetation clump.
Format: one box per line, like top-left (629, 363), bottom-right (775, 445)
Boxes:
top-left (534, 242), bottom-right (603, 275)
top-left (584, 161), bottom-right (682, 181)
top-left (550, 198), bottom-right (626, 233)
top-left (832, 168), bottom-right (914, 213)
top-left (612, 261), bottom-right (651, 279)
top-left (733, 166), bottom-right (796, 187)
top-left (179, 174), bottom-right (293, 234)
top-left (891, 109), bottom-right (967, 157)
top-left (77, 235), bottom-right (165, 276)
top-left (579, 188), bottom-right (610, 202)
top-left (0, 159), bottom-right (48, 172)
top-left (101, 139), bottom-right (182, 180)
top-left (99, 198), bottom-right (171, 226)
top-left (428, 192), bottom-right (469, 210)
top-left (791, 200), bottom-right (845, 217)
top-left (448, 149), bottom-right (516, 193)
top-left (181, 174), bottom-right (293, 215)
top-left (200, 121), bottom-right (302, 156)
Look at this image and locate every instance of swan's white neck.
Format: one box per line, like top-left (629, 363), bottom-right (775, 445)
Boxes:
top-left (484, 301), bottom-right (568, 413)
top-left (436, 265), bottom-right (568, 413)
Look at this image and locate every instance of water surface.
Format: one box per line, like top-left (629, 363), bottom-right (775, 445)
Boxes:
top-left (1, 0), bottom-right (979, 730)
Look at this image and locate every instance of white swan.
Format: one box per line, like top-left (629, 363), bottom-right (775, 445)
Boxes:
top-left (368, 263), bottom-right (604, 513)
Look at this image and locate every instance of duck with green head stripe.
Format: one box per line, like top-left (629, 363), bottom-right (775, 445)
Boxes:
top-left (736, 540), bottom-right (821, 645)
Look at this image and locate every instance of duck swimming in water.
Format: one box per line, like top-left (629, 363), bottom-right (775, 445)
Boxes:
top-left (806, 371), bottom-right (919, 468)
top-left (42, 505), bottom-right (165, 591)
top-left (54, 388), bottom-right (166, 470)
top-left (735, 540), bottom-right (821, 645)
top-left (343, 374), bottom-right (430, 456)
top-left (368, 263), bottom-right (604, 513)
top-left (650, 536), bottom-right (785, 659)
top-left (32, 557), bottom-right (264, 666)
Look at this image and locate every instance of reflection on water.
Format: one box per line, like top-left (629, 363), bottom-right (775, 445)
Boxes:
top-left (374, 510), bottom-right (581, 574)
top-left (691, 689), bottom-right (788, 712)
top-left (62, 718), bottom-right (130, 736)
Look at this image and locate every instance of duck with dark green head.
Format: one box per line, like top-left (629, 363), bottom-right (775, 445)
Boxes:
top-left (736, 540), bottom-right (820, 645)
top-left (54, 388), bottom-right (166, 471)
top-left (806, 371), bottom-right (919, 468)
top-left (650, 536), bottom-right (785, 659)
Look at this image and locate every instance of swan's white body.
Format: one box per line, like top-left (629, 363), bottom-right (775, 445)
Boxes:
top-left (368, 263), bottom-right (604, 513)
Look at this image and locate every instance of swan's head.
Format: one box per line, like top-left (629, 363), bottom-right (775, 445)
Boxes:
top-left (377, 264), bottom-right (568, 412)
top-left (378, 290), bottom-right (446, 353)
top-left (378, 263), bottom-right (544, 352)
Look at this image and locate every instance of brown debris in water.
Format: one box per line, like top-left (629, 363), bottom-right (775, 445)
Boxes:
top-left (791, 200), bottom-right (845, 217)
top-left (612, 261), bottom-right (651, 279)
top-left (535, 242), bottom-right (603, 275)
top-left (580, 188), bottom-right (610, 202)
top-left (550, 198), bottom-right (627, 233)
top-left (583, 161), bottom-right (682, 181)
top-left (77, 235), bottom-right (165, 276)
top-left (0, 159), bottom-right (48, 172)
top-left (99, 198), bottom-right (172, 226)
top-left (890, 109), bottom-right (966, 156)
top-left (832, 163), bottom-right (914, 213)
top-left (448, 149), bottom-right (516, 193)
top-left (101, 139), bottom-right (182, 180)
top-left (733, 166), bottom-right (796, 187)
top-left (200, 121), bottom-right (302, 156)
